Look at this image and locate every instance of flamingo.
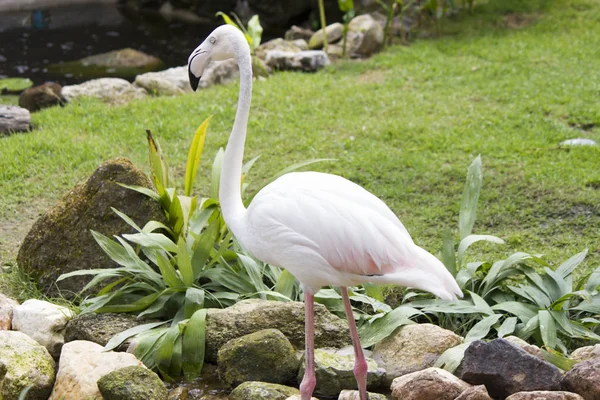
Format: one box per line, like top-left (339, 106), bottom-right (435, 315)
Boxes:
top-left (188, 25), bottom-right (463, 400)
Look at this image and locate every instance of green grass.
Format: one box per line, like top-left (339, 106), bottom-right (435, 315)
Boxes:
top-left (1, 0), bottom-right (599, 292)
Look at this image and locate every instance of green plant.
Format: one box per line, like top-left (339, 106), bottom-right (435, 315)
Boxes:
top-left (338, 0), bottom-right (355, 57)
top-left (216, 12), bottom-right (263, 53)
top-left (317, 0), bottom-right (328, 53)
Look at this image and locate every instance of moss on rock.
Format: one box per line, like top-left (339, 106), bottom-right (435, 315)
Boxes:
top-left (97, 365), bottom-right (167, 400)
top-left (229, 381), bottom-right (299, 400)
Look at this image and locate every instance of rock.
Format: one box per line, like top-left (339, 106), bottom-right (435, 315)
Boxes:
top-left (372, 323), bottom-right (463, 384)
top-left (97, 365), bottom-right (168, 400)
top-left (291, 39), bottom-right (309, 50)
top-left (0, 105), bottom-right (30, 135)
top-left (0, 330), bottom-right (56, 400)
top-left (390, 367), bottom-right (471, 400)
top-left (455, 385), bottom-right (493, 400)
top-left (285, 396), bottom-right (318, 400)
top-left (0, 293), bottom-right (18, 330)
top-left (255, 38), bottom-right (304, 60)
top-left (61, 78), bottom-right (148, 104)
top-left (217, 328), bottom-right (299, 387)
top-left (49, 340), bottom-right (144, 400)
top-left (134, 66), bottom-right (190, 96)
top-left (0, 77), bottom-right (33, 94)
top-left (562, 357), bottom-right (600, 400)
top-left (505, 391), bottom-right (584, 400)
top-left (327, 44), bottom-right (345, 58)
top-left (200, 59), bottom-right (240, 88)
top-left (205, 299), bottom-right (350, 363)
top-left (560, 138), bottom-right (597, 146)
top-left (503, 335), bottom-right (544, 359)
top-left (347, 14), bottom-right (384, 58)
top-left (309, 22), bottom-right (344, 49)
top-left (285, 25), bottom-right (314, 42)
top-left (18, 82), bottom-right (65, 112)
top-left (460, 339), bottom-right (562, 399)
top-left (11, 299), bottom-right (74, 358)
top-left (229, 381), bottom-right (299, 400)
top-left (338, 389), bottom-right (387, 399)
top-left (571, 344), bottom-right (600, 362)
top-left (298, 348), bottom-right (385, 397)
top-left (265, 50), bottom-right (330, 73)
top-left (17, 158), bottom-right (167, 298)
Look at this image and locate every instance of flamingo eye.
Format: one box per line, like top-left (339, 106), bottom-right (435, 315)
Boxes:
top-left (209, 37), bottom-right (216, 44)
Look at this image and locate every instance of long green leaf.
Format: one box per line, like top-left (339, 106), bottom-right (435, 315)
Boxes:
top-left (97, 291), bottom-right (163, 313)
top-left (273, 269), bottom-right (298, 299)
top-left (459, 155), bottom-right (482, 240)
top-left (185, 116), bottom-right (212, 196)
top-left (117, 182), bottom-right (161, 201)
top-left (182, 309), bottom-right (207, 379)
top-left (465, 314), bottom-right (502, 342)
top-left (497, 317), bottom-right (517, 338)
top-left (556, 249), bottom-right (588, 279)
top-left (122, 232), bottom-right (178, 253)
top-left (434, 342), bottom-right (469, 373)
top-left (358, 305), bottom-right (421, 347)
top-left (201, 267), bottom-right (255, 294)
top-left (491, 301), bottom-right (538, 322)
top-left (539, 310), bottom-right (557, 349)
top-left (147, 130), bottom-right (169, 190)
top-left (156, 251), bottom-right (184, 289)
top-left (247, 15), bottom-right (263, 50)
top-left (210, 148), bottom-right (225, 199)
top-left (104, 321), bottom-right (168, 351)
top-left (177, 237), bottom-right (194, 287)
top-left (238, 254), bottom-right (268, 297)
top-left (156, 324), bottom-right (181, 380)
top-left (184, 287), bottom-right (205, 319)
top-left (441, 229), bottom-right (457, 277)
top-left (457, 234), bottom-right (504, 267)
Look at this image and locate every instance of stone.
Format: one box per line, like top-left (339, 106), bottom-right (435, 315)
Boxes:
top-left (0, 293), bottom-right (18, 330)
top-left (390, 367), bottom-right (471, 400)
top-left (503, 335), bottom-right (544, 359)
top-left (560, 138), bottom-right (597, 146)
top-left (229, 381), bottom-right (299, 400)
top-left (49, 340), bottom-right (144, 400)
top-left (455, 385), bottom-right (493, 400)
top-left (298, 348), bottom-right (385, 397)
top-left (217, 328), bottom-right (299, 387)
top-left (372, 323), bottom-right (463, 384)
top-left (338, 389), bottom-right (387, 399)
top-left (285, 25), bottom-right (314, 42)
top-left (265, 50), bottom-right (330, 73)
top-left (0, 105), bottom-right (30, 135)
top-left (255, 38), bottom-right (304, 60)
top-left (460, 339), bottom-right (562, 399)
top-left (200, 59), bottom-right (239, 88)
top-left (205, 299), bottom-right (350, 363)
top-left (0, 330), bottom-right (56, 400)
top-left (11, 299), bottom-right (74, 358)
top-left (135, 66), bottom-right (191, 96)
top-left (347, 14), bottom-right (384, 58)
top-left (505, 391), bottom-right (584, 400)
top-left (562, 357), bottom-right (600, 400)
top-left (291, 39), bottom-right (309, 50)
top-left (97, 365), bottom-right (168, 400)
top-left (571, 344), bottom-right (600, 362)
top-left (61, 78), bottom-right (149, 104)
top-left (18, 82), bottom-right (65, 112)
top-left (285, 396), bottom-right (318, 400)
top-left (309, 23), bottom-right (344, 49)
top-left (17, 158), bottom-right (167, 299)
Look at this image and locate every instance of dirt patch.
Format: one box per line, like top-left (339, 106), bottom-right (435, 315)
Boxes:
top-left (357, 69), bottom-right (387, 85)
top-left (502, 13), bottom-right (539, 29)
top-left (568, 121), bottom-right (598, 131)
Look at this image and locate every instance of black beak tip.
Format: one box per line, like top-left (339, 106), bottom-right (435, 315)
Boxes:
top-left (189, 69), bottom-right (200, 92)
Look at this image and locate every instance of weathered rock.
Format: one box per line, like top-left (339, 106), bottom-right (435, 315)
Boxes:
top-left (205, 299), bottom-right (350, 363)
top-left (255, 38), bottom-right (304, 60)
top-left (285, 396), bottom-right (318, 400)
top-left (229, 381), bottom-right (299, 400)
top-left (347, 14), bottom-right (384, 58)
top-left (455, 385), bottom-right (493, 400)
top-left (17, 158), bottom-right (167, 299)
top-left (0, 293), bottom-right (18, 330)
top-left (18, 82), bottom-right (65, 112)
top-left (134, 66), bottom-right (191, 96)
top-left (11, 299), bottom-right (74, 358)
top-left (460, 339), bottom-right (562, 399)
top-left (200, 59), bottom-right (239, 88)
top-left (505, 391), bottom-right (584, 400)
top-left (291, 39), bottom-right (309, 50)
top-left (372, 323), bottom-right (463, 384)
top-left (49, 340), bottom-right (144, 400)
top-left (298, 348), bottom-right (385, 397)
top-left (338, 389), bottom-right (387, 399)
top-left (0, 105), bottom-right (30, 135)
top-left (562, 357), bottom-right (600, 400)
top-left (309, 22), bottom-right (344, 49)
top-left (560, 138), bottom-right (597, 146)
top-left (503, 335), bottom-right (544, 359)
top-left (390, 367), bottom-right (470, 400)
top-left (285, 25), bottom-right (314, 42)
top-left (97, 365), bottom-right (167, 400)
top-left (0, 331), bottom-right (56, 400)
top-left (571, 344), bottom-right (600, 362)
top-left (61, 78), bottom-right (149, 104)
top-left (266, 50), bottom-right (330, 72)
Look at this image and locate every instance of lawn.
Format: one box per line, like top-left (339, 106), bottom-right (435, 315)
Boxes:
top-left (0, 0), bottom-right (599, 290)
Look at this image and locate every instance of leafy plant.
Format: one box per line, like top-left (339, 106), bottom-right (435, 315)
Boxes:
top-left (216, 12), bottom-right (263, 52)
top-left (338, 0), bottom-right (355, 57)
top-left (317, 0), bottom-right (329, 53)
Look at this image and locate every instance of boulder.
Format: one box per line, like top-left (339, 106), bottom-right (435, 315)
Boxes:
top-left (309, 23), bottom-right (344, 49)
top-left (61, 78), bottom-right (149, 104)
top-left (455, 385), bottom-right (493, 400)
top-left (505, 391), bottom-right (584, 400)
top-left (503, 335), bottom-right (544, 359)
top-left (347, 14), bottom-right (384, 58)
top-left (200, 59), bottom-right (239, 89)
top-left (97, 365), bottom-right (168, 400)
top-left (265, 50), bottom-right (330, 72)
top-left (297, 348), bottom-right (385, 397)
top-left (18, 82), bottom-right (65, 112)
top-left (390, 367), bottom-right (471, 400)
top-left (217, 329), bottom-right (299, 387)
top-left (49, 340), bottom-right (144, 400)
top-left (11, 299), bottom-right (74, 358)
top-left (204, 299), bottom-right (350, 363)
top-left (229, 381), bottom-right (299, 400)
top-left (285, 25), bottom-right (314, 42)
top-left (562, 357), bottom-right (600, 400)
top-left (134, 66), bottom-right (191, 96)
top-left (460, 339), bottom-right (562, 399)
top-left (255, 38), bottom-right (305, 60)
top-left (17, 158), bottom-right (167, 298)
top-left (0, 331), bottom-right (56, 400)
top-left (338, 389), bottom-right (387, 399)
top-left (571, 344), bottom-right (600, 362)
top-left (0, 293), bottom-right (18, 330)
top-left (372, 323), bottom-right (463, 384)
top-left (0, 105), bottom-right (30, 135)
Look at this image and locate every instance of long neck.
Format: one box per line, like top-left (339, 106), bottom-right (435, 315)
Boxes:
top-left (219, 41), bottom-right (252, 231)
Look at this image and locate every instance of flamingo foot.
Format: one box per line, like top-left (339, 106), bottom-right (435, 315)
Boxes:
top-left (353, 357), bottom-right (369, 400)
top-left (299, 370), bottom-right (317, 400)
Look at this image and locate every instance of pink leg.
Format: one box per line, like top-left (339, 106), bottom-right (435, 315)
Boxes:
top-left (341, 287), bottom-right (369, 400)
top-left (300, 291), bottom-right (316, 400)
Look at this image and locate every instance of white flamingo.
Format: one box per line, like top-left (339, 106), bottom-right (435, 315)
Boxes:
top-left (188, 25), bottom-right (462, 400)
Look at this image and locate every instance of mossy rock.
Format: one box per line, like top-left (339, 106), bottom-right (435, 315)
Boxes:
top-left (97, 365), bottom-right (167, 400)
top-left (0, 78), bottom-right (33, 94)
top-left (229, 381), bottom-right (300, 400)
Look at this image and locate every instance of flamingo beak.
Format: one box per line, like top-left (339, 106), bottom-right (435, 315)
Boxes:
top-left (188, 67), bottom-right (200, 92)
top-left (188, 50), bottom-right (211, 92)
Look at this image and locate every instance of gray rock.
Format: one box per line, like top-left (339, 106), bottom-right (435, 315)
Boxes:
top-left (560, 138), bottom-right (597, 146)
top-left (372, 323), bottom-right (463, 384)
top-left (505, 391), bottom-right (584, 400)
top-left (256, 38), bottom-right (305, 60)
top-left (0, 330), bottom-right (56, 400)
top-left (285, 25), bottom-right (314, 42)
top-left (455, 385), bottom-right (493, 400)
top-left (338, 389), bottom-right (387, 399)
top-left (562, 357), bottom-right (600, 400)
top-left (18, 82), bottom-right (65, 112)
top-left (200, 59), bottom-right (239, 89)
top-left (297, 348), bottom-right (385, 397)
top-left (266, 50), bottom-right (330, 72)
top-left (348, 14), bottom-right (384, 58)
top-left (390, 367), bottom-right (471, 400)
top-left (309, 23), bottom-right (344, 49)
top-left (0, 105), bottom-right (30, 135)
top-left (17, 157), bottom-right (167, 299)
top-left (460, 339), bottom-right (562, 399)
top-left (571, 344), bottom-right (600, 362)
top-left (98, 365), bottom-right (167, 400)
top-left (205, 299), bottom-right (350, 363)
top-left (0, 293), bottom-right (18, 330)
top-left (61, 78), bottom-right (148, 104)
top-left (135, 66), bottom-right (190, 96)
top-left (291, 39), bottom-right (309, 50)
top-left (217, 329), bottom-right (299, 387)
top-left (229, 381), bottom-right (299, 400)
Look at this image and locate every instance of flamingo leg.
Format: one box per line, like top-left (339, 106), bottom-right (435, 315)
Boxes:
top-left (300, 291), bottom-right (316, 400)
top-left (340, 287), bottom-right (369, 400)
